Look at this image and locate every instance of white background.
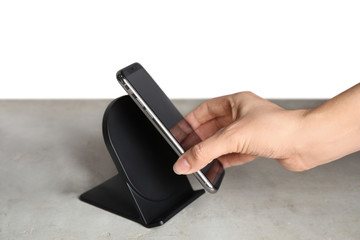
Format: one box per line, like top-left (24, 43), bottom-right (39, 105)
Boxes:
top-left (0, 0), bottom-right (359, 99)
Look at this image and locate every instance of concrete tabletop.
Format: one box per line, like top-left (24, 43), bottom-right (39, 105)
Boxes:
top-left (0, 99), bottom-right (359, 240)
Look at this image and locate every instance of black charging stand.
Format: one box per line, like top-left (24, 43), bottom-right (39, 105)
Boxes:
top-left (80, 96), bottom-right (204, 228)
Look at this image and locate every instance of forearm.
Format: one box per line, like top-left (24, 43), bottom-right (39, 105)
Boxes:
top-left (297, 83), bottom-right (360, 168)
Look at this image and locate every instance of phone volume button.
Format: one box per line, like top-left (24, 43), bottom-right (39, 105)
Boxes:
top-left (143, 107), bottom-right (152, 118)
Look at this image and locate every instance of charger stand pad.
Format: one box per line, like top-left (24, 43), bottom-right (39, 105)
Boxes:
top-left (80, 96), bottom-right (204, 228)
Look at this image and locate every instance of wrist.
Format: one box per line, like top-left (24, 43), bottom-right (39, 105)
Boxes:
top-left (295, 104), bottom-right (360, 170)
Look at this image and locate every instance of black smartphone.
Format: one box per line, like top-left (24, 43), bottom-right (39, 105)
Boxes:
top-left (116, 63), bottom-right (225, 193)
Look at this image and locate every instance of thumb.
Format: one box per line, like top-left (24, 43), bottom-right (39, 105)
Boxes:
top-left (173, 129), bottom-right (237, 175)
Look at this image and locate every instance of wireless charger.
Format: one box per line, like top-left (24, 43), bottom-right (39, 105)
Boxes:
top-left (80, 95), bottom-right (204, 228)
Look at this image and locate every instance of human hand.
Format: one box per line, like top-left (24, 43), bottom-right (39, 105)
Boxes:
top-left (172, 91), bottom-right (309, 174)
top-left (173, 84), bottom-right (360, 176)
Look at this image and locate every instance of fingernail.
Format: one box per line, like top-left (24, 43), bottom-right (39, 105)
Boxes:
top-left (173, 158), bottom-right (191, 175)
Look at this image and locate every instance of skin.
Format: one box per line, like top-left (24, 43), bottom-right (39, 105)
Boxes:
top-left (173, 83), bottom-right (360, 175)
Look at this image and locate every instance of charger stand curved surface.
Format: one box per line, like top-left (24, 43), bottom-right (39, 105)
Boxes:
top-left (80, 95), bottom-right (204, 228)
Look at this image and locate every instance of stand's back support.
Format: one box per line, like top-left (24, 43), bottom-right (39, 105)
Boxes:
top-left (80, 96), bottom-right (204, 228)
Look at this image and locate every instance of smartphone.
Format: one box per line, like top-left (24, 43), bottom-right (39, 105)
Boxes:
top-left (116, 63), bottom-right (225, 193)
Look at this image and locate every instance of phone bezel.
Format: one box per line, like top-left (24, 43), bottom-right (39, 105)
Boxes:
top-left (117, 68), bottom-right (219, 193)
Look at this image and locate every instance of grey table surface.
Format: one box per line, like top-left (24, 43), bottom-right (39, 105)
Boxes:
top-left (0, 99), bottom-right (359, 240)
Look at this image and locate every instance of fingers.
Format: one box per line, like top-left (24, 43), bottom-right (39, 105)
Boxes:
top-left (193, 116), bottom-right (233, 140)
top-left (173, 128), bottom-right (238, 174)
top-left (219, 153), bottom-right (257, 168)
top-left (170, 119), bottom-right (194, 143)
top-left (185, 94), bottom-right (237, 131)
top-left (171, 94), bottom-right (237, 146)
top-left (173, 92), bottom-right (257, 174)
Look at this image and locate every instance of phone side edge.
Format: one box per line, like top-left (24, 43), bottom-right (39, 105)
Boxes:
top-left (117, 72), bottom-right (217, 193)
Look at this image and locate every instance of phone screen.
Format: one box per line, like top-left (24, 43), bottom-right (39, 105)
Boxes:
top-left (120, 63), bottom-right (224, 190)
